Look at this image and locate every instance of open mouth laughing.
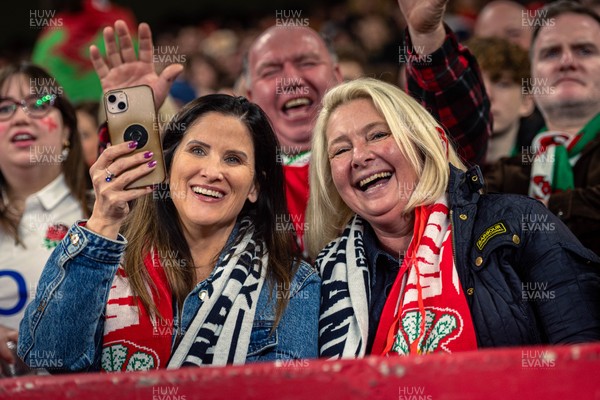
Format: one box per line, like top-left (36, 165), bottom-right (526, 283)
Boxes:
top-left (356, 171), bottom-right (392, 191)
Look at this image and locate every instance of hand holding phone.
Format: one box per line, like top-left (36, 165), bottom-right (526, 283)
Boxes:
top-left (104, 85), bottom-right (166, 189)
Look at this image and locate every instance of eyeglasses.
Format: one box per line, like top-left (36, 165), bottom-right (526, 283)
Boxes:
top-left (0, 94), bottom-right (57, 121)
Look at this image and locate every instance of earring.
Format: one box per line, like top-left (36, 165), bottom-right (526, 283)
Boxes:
top-left (61, 140), bottom-right (70, 161)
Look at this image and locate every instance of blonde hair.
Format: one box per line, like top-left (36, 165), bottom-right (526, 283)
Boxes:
top-left (305, 78), bottom-right (466, 259)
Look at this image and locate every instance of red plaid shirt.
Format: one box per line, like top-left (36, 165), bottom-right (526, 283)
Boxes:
top-left (405, 25), bottom-right (491, 166)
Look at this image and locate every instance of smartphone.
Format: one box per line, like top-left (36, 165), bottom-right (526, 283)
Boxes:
top-left (104, 85), bottom-right (166, 189)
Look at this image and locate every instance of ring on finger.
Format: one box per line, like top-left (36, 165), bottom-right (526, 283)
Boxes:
top-left (105, 168), bottom-right (116, 182)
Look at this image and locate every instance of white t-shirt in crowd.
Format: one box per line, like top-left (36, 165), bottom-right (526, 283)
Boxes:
top-left (0, 174), bottom-right (85, 330)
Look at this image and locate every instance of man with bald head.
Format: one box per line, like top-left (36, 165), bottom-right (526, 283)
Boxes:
top-left (243, 1), bottom-right (490, 251)
top-left (243, 27), bottom-right (342, 249)
top-left (474, 0), bottom-right (532, 50)
top-left (246, 27), bottom-right (342, 156)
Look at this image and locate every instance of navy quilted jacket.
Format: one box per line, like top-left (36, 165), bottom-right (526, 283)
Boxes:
top-left (450, 164), bottom-right (600, 346)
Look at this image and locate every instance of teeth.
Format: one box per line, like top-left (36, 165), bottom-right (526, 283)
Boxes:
top-left (284, 97), bottom-right (311, 110)
top-left (14, 134), bottom-right (34, 141)
top-left (192, 187), bottom-right (223, 198)
top-left (359, 172), bottom-right (392, 188)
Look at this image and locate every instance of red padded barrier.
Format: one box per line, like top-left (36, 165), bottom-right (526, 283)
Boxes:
top-left (1, 343), bottom-right (599, 400)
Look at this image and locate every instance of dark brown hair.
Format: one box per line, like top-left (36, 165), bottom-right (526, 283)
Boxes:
top-left (122, 94), bottom-right (299, 328)
top-left (467, 36), bottom-right (530, 85)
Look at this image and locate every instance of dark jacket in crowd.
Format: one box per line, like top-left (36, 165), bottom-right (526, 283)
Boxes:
top-left (451, 165), bottom-right (600, 346)
top-left (485, 128), bottom-right (600, 256)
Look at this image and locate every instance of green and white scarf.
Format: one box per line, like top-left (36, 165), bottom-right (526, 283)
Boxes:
top-left (528, 113), bottom-right (600, 202)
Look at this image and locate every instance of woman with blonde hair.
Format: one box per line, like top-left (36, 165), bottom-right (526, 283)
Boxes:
top-left (307, 78), bottom-right (600, 358)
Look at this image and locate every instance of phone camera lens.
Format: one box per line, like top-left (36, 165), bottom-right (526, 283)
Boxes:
top-left (118, 102), bottom-right (126, 110)
top-left (131, 130), bottom-right (143, 142)
top-left (108, 94), bottom-right (116, 103)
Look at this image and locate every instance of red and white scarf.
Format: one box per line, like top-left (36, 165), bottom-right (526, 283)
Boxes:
top-left (316, 196), bottom-right (478, 358)
top-left (101, 251), bottom-right (173, 371)
top-left (372, 197), bottom-right (478, 355)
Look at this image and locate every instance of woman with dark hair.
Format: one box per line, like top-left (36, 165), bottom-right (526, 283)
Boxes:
top-left (0, 63), bottom-right (90, 366)
top-left (18, 94), bottom-right (320, 372)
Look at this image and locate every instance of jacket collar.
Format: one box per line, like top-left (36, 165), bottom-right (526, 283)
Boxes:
top-left (447, 163), bottom-right (484, 209)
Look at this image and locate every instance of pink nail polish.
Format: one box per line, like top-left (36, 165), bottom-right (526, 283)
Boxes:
top-left (129, 141), bottom-right (138, 149)
top-left (148, 160), bottom-right (157, 168)
top-left (144, 151), bottom-right (153, 159)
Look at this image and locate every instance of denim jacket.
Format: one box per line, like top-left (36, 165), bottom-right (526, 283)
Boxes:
top-left (18, 221), bottom-right (320, 371)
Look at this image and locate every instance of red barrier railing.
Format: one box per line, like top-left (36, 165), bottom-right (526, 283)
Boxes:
top-left (1, 343), bottom-right (599, 400)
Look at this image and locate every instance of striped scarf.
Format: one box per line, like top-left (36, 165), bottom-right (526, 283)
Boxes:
top-left (528, 113), bottom-right (600, 203)
top-left (317, 196), bottom-right (477, 358)
top-left (317, 215), bottom-right (370, 358)
top-left (372, 198), bottom-right (477, 355)
top-left (168, 218), bottom-right (267, 367)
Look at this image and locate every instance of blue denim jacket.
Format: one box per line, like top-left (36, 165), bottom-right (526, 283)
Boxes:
top-left (18, 221), bottom-right (320, 371)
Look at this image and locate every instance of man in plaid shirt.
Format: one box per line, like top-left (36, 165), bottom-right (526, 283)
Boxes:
top-left (404, 14), bottom-right (491, 167)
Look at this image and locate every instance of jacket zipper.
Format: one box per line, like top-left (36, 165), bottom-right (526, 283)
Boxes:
top-left (449, 208), bottom-right (472, 306)
top-left (449, 209), bottom-right (458, 269)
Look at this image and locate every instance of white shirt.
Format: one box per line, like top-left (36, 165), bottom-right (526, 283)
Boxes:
top-left (0, 174), bottom-right (85, 330)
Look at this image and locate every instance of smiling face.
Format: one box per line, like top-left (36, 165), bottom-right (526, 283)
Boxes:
top-left (326, 98), bottom-right (418, 229)
top-left (169, 112), bottom-right (258, 236)
top-left (0, 74), bottom-right (69, 172)
top-left (247, 27), bottom-right (342, 153)
top-left (532, 13), bottom-right (600, 121)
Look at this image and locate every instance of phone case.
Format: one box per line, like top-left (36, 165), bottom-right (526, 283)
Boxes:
top-left (104, 85), bottom-right (166, 189)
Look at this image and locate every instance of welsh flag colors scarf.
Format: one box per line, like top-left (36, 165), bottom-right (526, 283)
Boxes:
top-left (371, 197), bottom-right (478, 355)
top-left (101, 250), bottom-right (173, 372)
top-left (528, 113), bottom-right (600, 202)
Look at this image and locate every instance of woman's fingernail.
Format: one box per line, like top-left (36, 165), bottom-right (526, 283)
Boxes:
top-left (129, 141), bottom-right (138, 149)
top-left (144, 151), bottom-right (153, 159)
top-left (148, 160), bottom-right (157, 168)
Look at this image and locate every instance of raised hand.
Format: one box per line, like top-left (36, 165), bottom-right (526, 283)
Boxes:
top-left (398, 0), bottom-right (448, 35)
top-left (90, 20), bottom-right (183, 110)
top-left (86, 141), bottom-right (156, 240)
top-left (397, 0), bottom-right (448, 54)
